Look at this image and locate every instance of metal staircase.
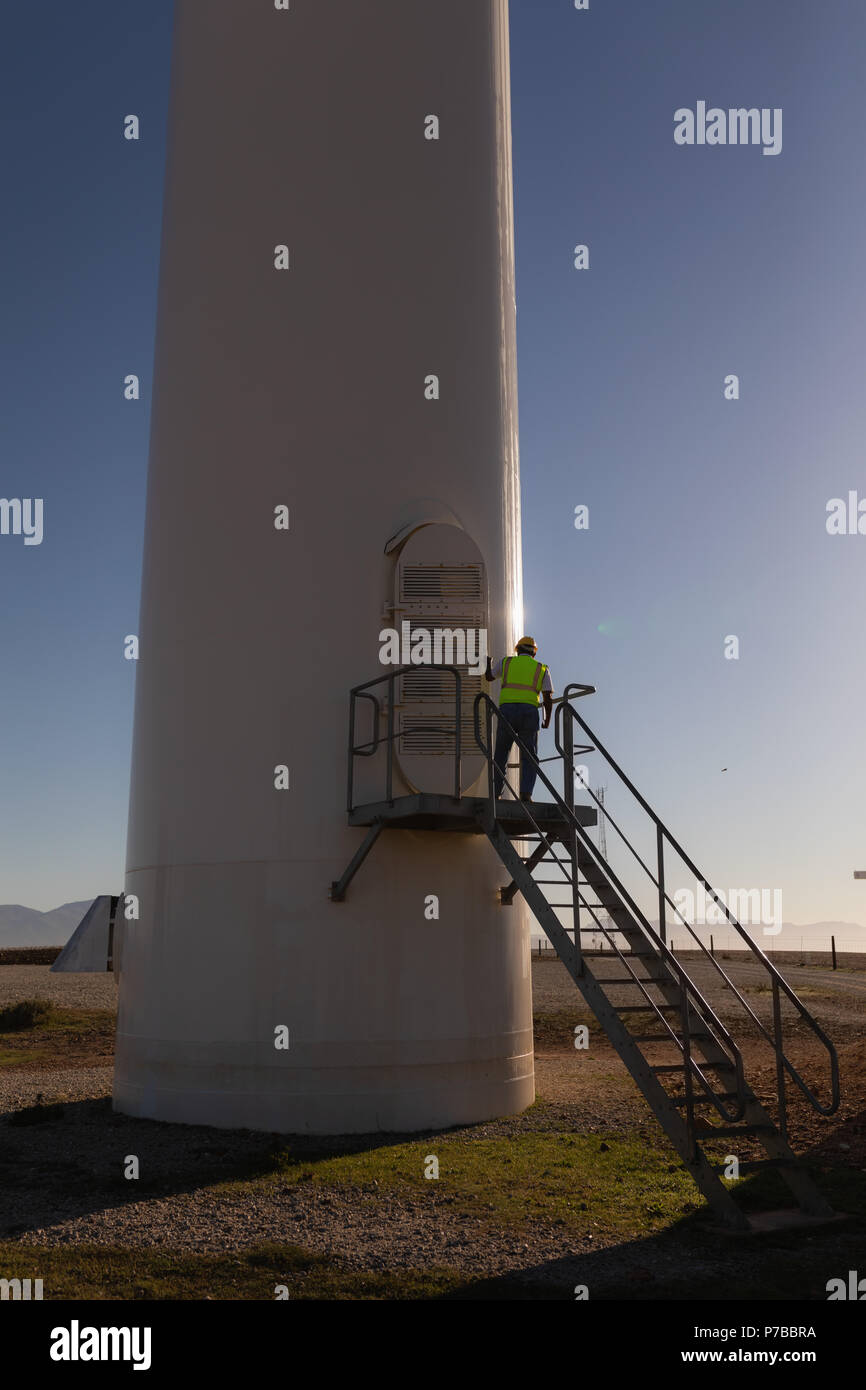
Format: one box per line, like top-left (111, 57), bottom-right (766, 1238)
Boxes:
top-left (336, 666), bottom-right (840, 1230)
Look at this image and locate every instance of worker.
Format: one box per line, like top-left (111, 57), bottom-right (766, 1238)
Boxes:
top-left (484, 637), bottom-right (553, 801)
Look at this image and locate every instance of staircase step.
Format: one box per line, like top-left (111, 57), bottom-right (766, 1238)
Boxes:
top-left (670, 1092), bottom-right (739, 1106)
top-left (651, 1061), bottom-right (735, 1074)
top-left (631, 1032), bottom-right (711, 1043)
top-left (617, 1003), bottom-right (682, 1014)
top-left (595, 976), bottom-right (669, 985)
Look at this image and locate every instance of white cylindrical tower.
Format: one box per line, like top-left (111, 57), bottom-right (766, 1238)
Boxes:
top-left (114, 0), bottom-right (532, 1133)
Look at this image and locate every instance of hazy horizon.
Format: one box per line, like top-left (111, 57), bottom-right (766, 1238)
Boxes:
top-left (0, 896), bottom-right (861, 955)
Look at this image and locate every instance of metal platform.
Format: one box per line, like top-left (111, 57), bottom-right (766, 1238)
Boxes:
top-left (349, 793), bottom-right (597, 834)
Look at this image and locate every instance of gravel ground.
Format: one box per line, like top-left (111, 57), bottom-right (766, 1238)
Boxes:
top-left (532, 955), bottom-right (866, 1031)
top-left (0, 1068), bottom-right (660, 1284)
top-left (14, 1184), bottom-right (595, 1274)
top-left (0, 1066), bottom-right (113, 1111)
top-left (17, 1181), bottom-right (861, 1300)
top-left (0, 966), bottom-right (116, 1009)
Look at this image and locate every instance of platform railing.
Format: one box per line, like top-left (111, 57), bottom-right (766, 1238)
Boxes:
top-left (347, 665), bottom-right (464, 811)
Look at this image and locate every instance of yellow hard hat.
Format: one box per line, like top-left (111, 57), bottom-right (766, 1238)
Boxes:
top-left (515, 635), bottom-right (537, 652)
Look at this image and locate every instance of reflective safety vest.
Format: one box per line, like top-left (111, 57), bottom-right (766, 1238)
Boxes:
top-left (500, 654), bottom-right (547, 706)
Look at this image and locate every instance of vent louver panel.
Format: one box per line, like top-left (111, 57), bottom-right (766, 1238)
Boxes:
top-left (401, 672), bottom-right (483, 702)
top-left (397, 620), bottom-right (485, 672)
top-left (400, 564), bottom-right (483, 602)
top-left (399, 713), bottom-right (479, 757)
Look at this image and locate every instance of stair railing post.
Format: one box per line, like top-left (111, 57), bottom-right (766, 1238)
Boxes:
top-left (484, 697), bottom-right (495, 831)
top-left (677, 963), bottom-right (696, 1157)
top-left (562, 705), bottom-right (582, 975)
top-left (563, 703), bottom-right (574, 814)
top-left (771, 977), bottom-right (788, 1142)
top-left (657, 823), bottom-right (667, 946)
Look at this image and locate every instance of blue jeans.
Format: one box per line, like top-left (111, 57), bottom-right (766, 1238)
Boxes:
top-left (493, 703), bottom-right (540, 798)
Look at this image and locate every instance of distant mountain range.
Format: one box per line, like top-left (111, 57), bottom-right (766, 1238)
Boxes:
top-left (661, 919), bottom-right (864, 945)
top-left (0, 900), bottom-right (94, 947)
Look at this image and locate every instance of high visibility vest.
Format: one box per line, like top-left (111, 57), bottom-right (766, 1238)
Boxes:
top-left (500, 654), bottom-right (547, 705)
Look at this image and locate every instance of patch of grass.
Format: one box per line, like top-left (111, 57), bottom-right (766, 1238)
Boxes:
top-left (214, 1130), bottom-right (700, 1238)
top-left (0, 1242), bottom-right (466, 1300)
top-left (1, 1232), bottom-right (856, 1301)
top-left (39, 1006), bottom-right (116, 1036)
top-left (533, 1007), bottom-right (596, 1050)
top-left (0, 999), bottom-right (52, 1031)
top-left (0, 1006), bottom-right (116, 1070)
top-left (0, 1048), bottom-right (52, 1069)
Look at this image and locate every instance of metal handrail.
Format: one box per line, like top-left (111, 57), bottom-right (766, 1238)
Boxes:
top-left (555, 699), bottom-right (840, 1119)
top-left (473, 691), bottom-right (749, 1123)
top-left (347, 665), bottom-right (464, 811)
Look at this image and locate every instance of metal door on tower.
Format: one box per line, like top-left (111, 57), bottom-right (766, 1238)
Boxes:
top-left (389, 522), bottom-right (488, 796)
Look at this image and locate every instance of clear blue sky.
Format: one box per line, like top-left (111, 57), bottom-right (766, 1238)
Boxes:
top-left (1, 1), bottom-right (864, 945)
